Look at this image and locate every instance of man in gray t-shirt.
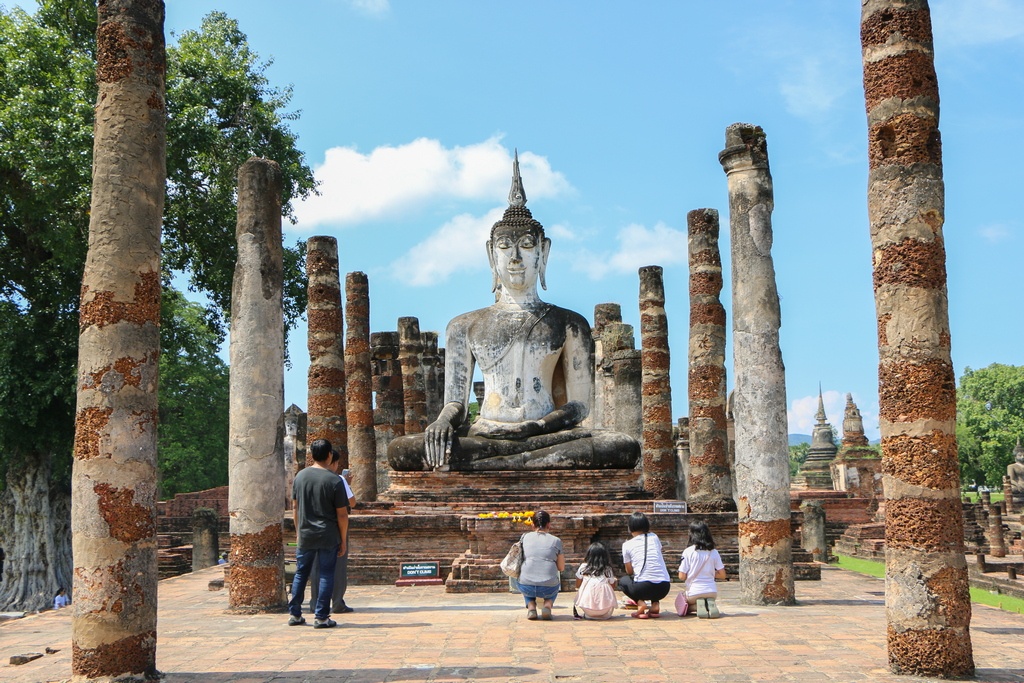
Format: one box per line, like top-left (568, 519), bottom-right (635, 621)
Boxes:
top-left (287, 438), bottom-right (348, 628)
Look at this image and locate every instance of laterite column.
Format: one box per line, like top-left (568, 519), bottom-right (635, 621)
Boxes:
top-left (399, 317), bottom-right (428, 435)
top-left (345, 272), bottom-right (376, 501)
top-left (686, 208), bottom-right (735, 512)
top-left (371, 332), bottom-right (404, 494)
top-left (306, 236), bottom-right (347, 467)
top-left (228, 158), bottom-right (287, 611)
top-left (861, 0), bottom-right (973, 675)
top-left (719, 123), bottom-right (794, 605)
top-left (639, 266), bottom-right (675, 498)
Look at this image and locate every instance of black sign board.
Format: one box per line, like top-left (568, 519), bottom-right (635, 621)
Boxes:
top-left (400, 561), bottom-right (439, 578)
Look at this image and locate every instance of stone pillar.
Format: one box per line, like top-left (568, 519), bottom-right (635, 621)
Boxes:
top-left (72, 2), bottom-right (164, 675)
top-left (719, 123), bottom-right (794, 606)
top-left (399, 317), bottom-right (428, 435)
top-left (639, 266), bottom-right (675, 498)
top-left (675, 418), bottom-right (690, 501)
top-left (606, 323), bottom-right (642, 445)
top-left (191, 508), bottom-right (220, 571)
top-left (686, 208), bottom-right (735, 512)
top-left (283, 404), bottom-right (306, 500)
top-left (422, 331), bottom-right (441, 424)
top-left (985, 504), bottom-right (1006, 558)
top-left (861, 1), bottom-right (973, 675)
top-left (1003, 477), bottom-right (1016, 515)
top-left (306, 236), bottom-right (347, 468)
top-left (371, 332), bottom-right (404, 495)
top-left (588, 303), bottom-right (622, 430)
top-left (345, 272), bottom-right (376, 502)
top-left (228, 158), bottom-right (287, 611)
top-left (800, 501), bottom-right (828, 563)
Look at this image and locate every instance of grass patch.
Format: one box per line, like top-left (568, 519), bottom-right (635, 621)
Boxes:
top-left (962, 491), bottom-right (1004, 504)
top-left (835, 554), bottom-right (1024, 614)
top-left (835, 554), bottom-right (885, 579)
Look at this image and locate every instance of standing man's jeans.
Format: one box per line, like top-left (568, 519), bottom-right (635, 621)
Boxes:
top-left (310, 530), bottom-right (348, 613)
top-left (289, 544), bottom-right (339, 621)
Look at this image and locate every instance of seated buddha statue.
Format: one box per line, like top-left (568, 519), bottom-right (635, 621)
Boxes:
top-left (388, 154), bottom-right (640, 472)
top-left (1008, 439), bottom-right (1024, 501)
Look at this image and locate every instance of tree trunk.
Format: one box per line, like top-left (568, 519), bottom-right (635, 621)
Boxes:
top-left (72, 0), bottom-right (165, 679)
top-left (0, 449), bottom-right (72, 612)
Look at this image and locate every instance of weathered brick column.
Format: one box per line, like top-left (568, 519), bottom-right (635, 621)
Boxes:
top-left (639, 266), bottom-right (675, 498)
top-left (72, 1), bottom-right (165, 676)
top-left (607, 323), bottom-right (642, 444)
top-left (588, 303), bottom-right (622, 430)
top-left (399, 317), bottom-right (428, 435)
top-left (228, 158), bottom-right (287, 611)
top-left (306, 236), bottom-right (347, 468)
top-left (719, 123), bottom-right (794, 605)
top-left (191, 508), bottom-right (220, 571)
top-left (372, 332), bottom-right (404, 493)
top-left (345, 272), bottom-right (376, 502)
top-left (861, 1), bottom-right (973, 675)
top-left (686, 208), bottom-right (735, 513)
top-left (422, 331), bottom-right (441, 424)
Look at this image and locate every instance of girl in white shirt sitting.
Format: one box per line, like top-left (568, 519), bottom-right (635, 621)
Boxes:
top-left (677, 520), bottom-right (726, 619)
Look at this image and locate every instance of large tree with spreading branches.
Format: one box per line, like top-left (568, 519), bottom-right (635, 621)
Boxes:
top-left (0, 1), bottom-right (316, 611)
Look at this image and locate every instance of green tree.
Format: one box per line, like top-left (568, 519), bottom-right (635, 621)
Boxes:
top-left (956, 363), bottom-right (1024, 488)
top-left (158, 290), bottom-right (230, 498)
top-left (789, 442), bottom-right (809, 478)
top-left (0, 2), bottom-right (316, 610)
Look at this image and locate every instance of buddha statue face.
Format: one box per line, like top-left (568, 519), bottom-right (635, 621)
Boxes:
top-left (487, 224), bottom-right (550, 294)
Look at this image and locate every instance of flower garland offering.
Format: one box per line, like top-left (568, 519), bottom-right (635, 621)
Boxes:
top-left (477, 510), bottom-right (536, 524)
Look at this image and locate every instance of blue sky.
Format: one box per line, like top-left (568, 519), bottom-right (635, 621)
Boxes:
top-left (152, 1), bottom-right (1024, 440)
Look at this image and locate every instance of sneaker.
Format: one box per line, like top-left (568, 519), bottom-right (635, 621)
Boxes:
top-left (707, 598), bottom-right (721, 619)
top-left (696, 599), bottom-right (710, 619)
top-left (526, 609), bottom-right (538, 620)
top-left (540, 607), bottom-right (552, 621)
top-left (313, 617), bottom-right (337, 629)
top-left (287, 615), bottom-right (306, 626)
top-left (334, 605), bottom-right (355, 614)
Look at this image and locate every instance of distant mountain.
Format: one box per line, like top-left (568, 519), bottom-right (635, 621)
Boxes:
top-left (789, 434), bottom-right (811, 446)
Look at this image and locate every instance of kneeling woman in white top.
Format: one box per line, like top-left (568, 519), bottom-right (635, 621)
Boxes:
top-left (619, 512), bottom-right (671, 618)
top-left (677, 520), bottom-right (726, 619)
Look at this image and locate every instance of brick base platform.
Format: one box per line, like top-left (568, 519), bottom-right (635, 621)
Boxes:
top-left (384, 469), bottom-right (651, 502)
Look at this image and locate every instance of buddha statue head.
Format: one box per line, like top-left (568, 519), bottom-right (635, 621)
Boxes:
top-left (486, 151), bottom-right (551, 296)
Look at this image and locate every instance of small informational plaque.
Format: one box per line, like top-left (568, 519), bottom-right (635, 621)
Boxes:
top-left (396, 561), bottom-right (444, 587)
top-left (400, 561), bottom-right (439, 578)
top-left (652, 501), bottom-right (688, 514)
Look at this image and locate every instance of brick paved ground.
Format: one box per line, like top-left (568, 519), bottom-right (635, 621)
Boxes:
top-left (3, 564), bottom-right (1022, 682)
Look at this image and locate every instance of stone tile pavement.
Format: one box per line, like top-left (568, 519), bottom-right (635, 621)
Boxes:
top-left (3, 565), bottom-right (1022, 682)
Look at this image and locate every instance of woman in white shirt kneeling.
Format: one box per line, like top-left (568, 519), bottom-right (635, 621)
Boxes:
top-left (619, 512), bottom-right (671, 618)
top-left (677, 520), bottom-right (726, 619)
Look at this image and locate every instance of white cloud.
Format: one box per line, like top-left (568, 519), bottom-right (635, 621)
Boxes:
top-left (779, 56), bottom-right (849, 119)
top-left (979, 223), bottom-right (1011, 243)
top-left (349, 0), bottom-right (390, 18)
top-left (932, 0), bottom-right (1024, 46)
top-left (570, 222), bottom-right (687, 280)
top-left (788, 391), bottom-right (879, 441)
top-left (294, 137), bottom-right (571, 229)
top-left (548, 223), bottom-right (579, 242)
top-left (390, 208), bottom-right (504, 287)
top-left (788, 390), bottom-right (846, 436)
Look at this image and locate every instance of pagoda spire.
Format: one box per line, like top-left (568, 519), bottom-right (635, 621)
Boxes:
top-left (508, 148), bottom-right (527, 207)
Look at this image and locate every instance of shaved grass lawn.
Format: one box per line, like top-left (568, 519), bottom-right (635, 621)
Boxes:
top-left (835, 554), bottom-right (1024, 614)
